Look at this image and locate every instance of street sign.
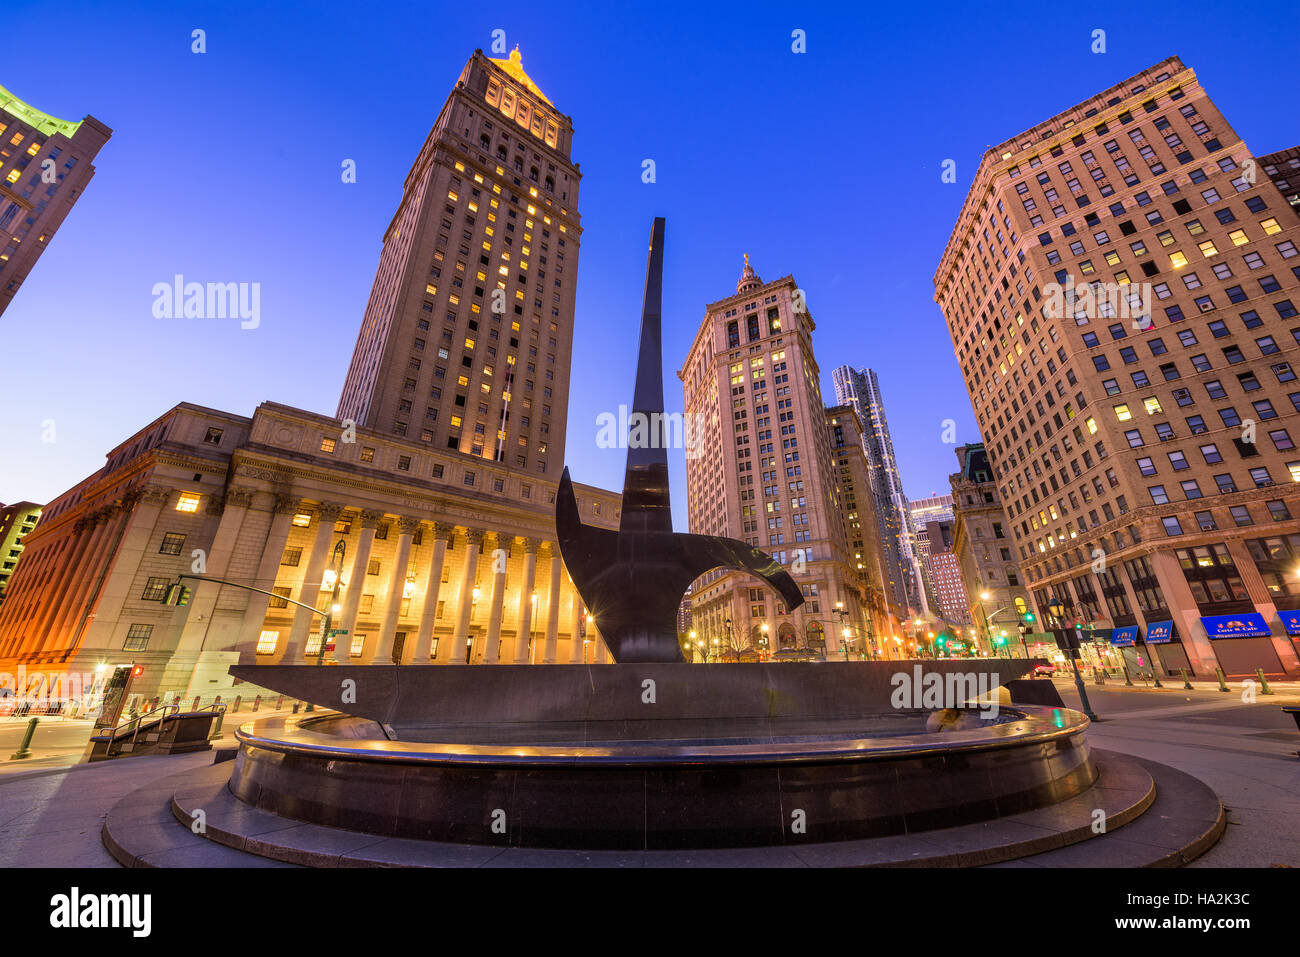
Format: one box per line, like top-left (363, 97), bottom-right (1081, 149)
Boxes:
top-left (324, 643), bottom-right (336, 652)
top-left (328, 629), bottom-right (348, 636)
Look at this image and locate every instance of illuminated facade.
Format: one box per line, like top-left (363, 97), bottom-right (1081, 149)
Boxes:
top-left (679, 259), bottom-right (885, 659)
top-left (337, 48), bottom-right (580, 484)
top-left (934, 57), bottom-right (1300, 677)
top-left (0, 51), bottom-right (618, 701)
top-left (0, 84), bottom-right (110, 318)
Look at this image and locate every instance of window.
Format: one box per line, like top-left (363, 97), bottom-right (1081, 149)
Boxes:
top-left (282, 547), bottom-right (303, 566)
top-left (203, 427), bottom-right (224, 445)
top-left (1161, 516), bottom-right (1183, 536)
top-left (175, 492), bottom-right (200, 513)
top-left (159, 533), bottom-right (186, 555)
top-left (140, 577), bottom-right (170, 601)
top-left (320, 437), bottom-right (336, 453)
top-left (1230, 505), bottom-right (1254, 526)
top-left (1200, 443), bottom-right (1222, 464)
top-left (256, 631), bottom-right (279, 655)
top-left (124, 624), bottom-right (153, 651)
top-left (1149, 485), bottom-right (1169, 504)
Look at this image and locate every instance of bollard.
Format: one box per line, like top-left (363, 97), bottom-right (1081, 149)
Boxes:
top-left (232, 695), bottom-right (241, 713)
top-left (1256, 667), bottom-right (1273, 695)
top-left (1092, 667), bottom-right (1106, 686)
top-left (192, 696), bottom-right (201, 712)
top-left (1181, 668), bottom-right (1193, 690)
top-left (1215, 667), bottom-right (1230, 693)
top-left (292, 701), bottom-right (300, 714)
top-left (9, 717), bottom-right (38, 760)
top-left (252, 695), bottom-right (261, 713)
top-left (277, 695), bottom-right (284, 711)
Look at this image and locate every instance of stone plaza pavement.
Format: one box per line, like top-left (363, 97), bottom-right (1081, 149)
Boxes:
top-left (0, 680), bottom-right (1296, 868)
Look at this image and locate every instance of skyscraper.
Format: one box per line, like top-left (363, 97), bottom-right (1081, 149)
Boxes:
top-left (831, 365), bottom-right (927, 616)
top-left (338, 48), bottom-right (580, 482)
top-left (679, 259), bottom-right (878, 658)
top-left (935, 56), bottom-right (1300, 678)
top-left (0, 84), bottom-right (110, 318)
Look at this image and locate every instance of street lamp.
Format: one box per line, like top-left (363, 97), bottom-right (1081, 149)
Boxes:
top-left (1049, 599), bottom-right (1098, 721)
top-left (315, 540), bottom-right (347, 667)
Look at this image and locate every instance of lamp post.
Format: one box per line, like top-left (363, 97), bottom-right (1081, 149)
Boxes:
top-left (1049, 599), bottom-right (1098, 721)
top-left (315, 540), bottom-right (347, 667)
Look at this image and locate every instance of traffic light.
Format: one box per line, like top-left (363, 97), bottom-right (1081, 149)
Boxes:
top-left (161, 583), bottom-right (192, 606)
top-left (131, 664), bottom-right (144, 678)
top-left (1022, 611), bottom-right (1036, 624)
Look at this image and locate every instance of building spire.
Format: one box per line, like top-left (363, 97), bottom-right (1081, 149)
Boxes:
top-left (736, 252), bottom-right (761, 294)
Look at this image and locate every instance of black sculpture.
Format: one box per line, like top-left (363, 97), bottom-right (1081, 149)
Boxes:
top-left (557, 217), bottom-right (804, 663)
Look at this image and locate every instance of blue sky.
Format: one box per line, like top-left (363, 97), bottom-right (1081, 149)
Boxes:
top-left (3, 0), bottom-right (1297, 529)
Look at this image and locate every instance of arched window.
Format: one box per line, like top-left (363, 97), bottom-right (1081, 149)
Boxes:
top-left (480, 134), bottom-right (490, 150)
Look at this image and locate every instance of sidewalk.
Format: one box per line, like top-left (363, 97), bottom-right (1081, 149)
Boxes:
top-left (0, 707), bottom-right (302, 780)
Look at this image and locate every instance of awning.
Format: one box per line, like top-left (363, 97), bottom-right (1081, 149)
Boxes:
top-left (1144, 620), bottom-right (1174, 643)
top-left (1200, 612), bottom-right (1271, 639)
top-left (1277, 610), bottom-right (1300, 636)
top-left (1111, 625), bottom-right (1139, 647)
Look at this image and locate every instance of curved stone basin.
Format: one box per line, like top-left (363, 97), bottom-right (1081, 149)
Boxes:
top-left (229, 705), bottom-right (1094, 849)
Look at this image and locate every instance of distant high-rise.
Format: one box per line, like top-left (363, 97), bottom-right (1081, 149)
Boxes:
top-left (0, 84), bottom-right (110, 318)
top-left (679, 259), bottom-right (883, 658)
top-left (831, 365), bottom-right (927, 616)
top-left (934, 57), bottom-right (1300, 678)
top-left (338, 48), bottom-right (581, 482)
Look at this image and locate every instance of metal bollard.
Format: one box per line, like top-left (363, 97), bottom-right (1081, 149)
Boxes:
top-left (277, 695), bottom-right (284, 711)
top-left (1256, 667), bottom-right (1273, 695)
top-left (232, 695), bottom-right (241, 713)
top-left (292, 701), bottom-right (300, 714)
top-left (252, 695), bottom-right (261, 713)
top-left (9, 717), bottom-right (38, 760)
top-left (1181, 668), bottom-right (1193, 690)
top-left (1215, 667), bottom-right (1230, 693)
top-left (192, 696), bottom-right (201, 712)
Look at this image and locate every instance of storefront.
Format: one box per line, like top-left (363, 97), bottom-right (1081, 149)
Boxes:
top-left (1200, 613), bottom-right (1287, 677)
top-left (1142, 620), bottom-right (1194, 677)
top-left (1276, 610), bottom-right (1300, 663)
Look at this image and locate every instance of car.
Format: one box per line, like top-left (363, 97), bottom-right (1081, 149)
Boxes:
top-left (1030, 663), bottom-right (1057, 678)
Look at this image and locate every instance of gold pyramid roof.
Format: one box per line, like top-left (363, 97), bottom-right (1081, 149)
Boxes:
top-left (490, 46), bottom-right (552, 106)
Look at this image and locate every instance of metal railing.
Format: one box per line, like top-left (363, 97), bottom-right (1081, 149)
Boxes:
top-left (103, 703), bottom-right (179, 757)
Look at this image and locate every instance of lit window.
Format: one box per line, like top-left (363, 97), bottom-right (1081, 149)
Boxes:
top-left (1229, 229), bottom-right (1248, 246)
top-left (256, 631), bottom-right (279, 654)
top-left (175, 492), bottom-right (201, 513)
top-left (1114, 404), bottom-right (1132, 421)
top-left (1169, 251), bottom-right (1188, 269)
top-left (1261, 218), bottom-right (1281, 235)
top-left (1086, 416), bottom-right (1098, 434)
top-left (292, 512), bottom-right (312, 527)
top-left (1143, 397), bottom-right (1163, 415)
top-left (320, 437), bottom-right (336, 453)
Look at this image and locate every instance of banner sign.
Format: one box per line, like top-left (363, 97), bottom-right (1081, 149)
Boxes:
top-left (1200, 613), bottom-right (1270, 639)
top-left (1276, 610), bottom-right (1300, 636)
top-left (1110, 625), bottom-right (1138, 647)
top-left (1144, 620), bottom-right (1174, 643)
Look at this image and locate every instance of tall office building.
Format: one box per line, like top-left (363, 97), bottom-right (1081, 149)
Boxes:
top-left (0, 84), bottom-right (110, 318)
top-left (338, 48), bottom-right (580, 482)
top-left (0, 501), bottom-right (41, 607)
top-left (949, 444), bottom-right (1030, 650)
top-left (679, 259), bottom-right (879, 658)
top-left (908, 494), bottom-right (965, 622)
top-left (0, 51), bottom-right (619, 705)
top-left (831, 365), bottom-right (927, 616)
top-left (934, 56), bottom-right (1300, 678)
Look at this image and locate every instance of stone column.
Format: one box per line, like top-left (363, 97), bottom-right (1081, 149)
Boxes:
top-left (76, 486), bottom-right (172, 654)
top-left (448, 529), bottom-right (483, 665)
top-left (282, 502), bottom-right (345, 662)
top-left (512, 538), bottom-right (541, 663)
top-left (568, 585), bottom-right (585, 664)
top-left (236, 493), bottom-right (298, 661)
top-left (39, 515), bottom-right (101, 650)
top-left (543, 550), bottom-right (562, 663)
top-left (483, 534), bottom-right (510, 664)
top-left (173, 487), bottom-right (256, 659)
top-left (370, 517), bottom-right (419, 664)
top-left (1226, 538), bottom-right (1300, 675)
top-left (1149, 548), bottom-right (1217, 675)
top-left (412, 523), bottom-right (454, 663)
top-left (51, 504), bottom-right (127, 655)
top-left (333, 510), bottom-right (382, 663)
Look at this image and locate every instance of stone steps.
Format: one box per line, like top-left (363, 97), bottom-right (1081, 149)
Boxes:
top-left (102, 748), bottom-right (1223, 867)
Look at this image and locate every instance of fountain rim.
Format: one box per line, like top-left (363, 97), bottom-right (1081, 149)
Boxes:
top-left (234, 705), bottom-right (1090, 770)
